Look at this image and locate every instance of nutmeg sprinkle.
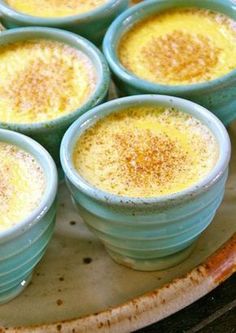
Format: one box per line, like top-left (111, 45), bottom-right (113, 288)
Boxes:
top-left (115, 131), bottom-right (189, 189)
top-left (0, 40), bottom-right (96, 123)
top-left (142, 31), bottom-right (221, 83)
top-left (73, 106), bottom-right (219, 198)
top-left (0, 142), bottom-right (45, 231)
top-left (118, 8), bottom-right (236, 85)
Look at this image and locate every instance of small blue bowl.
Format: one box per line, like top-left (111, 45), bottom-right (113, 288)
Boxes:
top-left (60, 95), bottom-right (231, 271)
top-left (0, 129), bottom-right (58, 304)
top-left (103, 0), bottom-right (236, 125)
top-left (0, 0), bottom-right (129, 45)
top-left (0, 27), bottom-right (110, 166)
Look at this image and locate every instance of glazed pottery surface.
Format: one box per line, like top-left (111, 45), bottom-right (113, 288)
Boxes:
top-left (0, 115), bottom-right (235, 332)
top-left (0, 129), bottom-right (58, 304)
top-left (0, 0), bottom-right (129, 45)
top-left (0, 27), bottom-right (110, 166)
top-left (60, 95), bottom-right (231, 271)
top-left (103, 0), bottom-right (236, 125)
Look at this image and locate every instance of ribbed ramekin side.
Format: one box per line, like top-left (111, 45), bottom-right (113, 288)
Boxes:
top-left (0, 201), bottom-right (56, 302)
top-left (71, 171), bottom-right (228, 226)
top-left (0, 220), bottom-right (55, 283)
top-left (75, 171), bottom-right (227, 262)
top-left (0, 202), bottom-right (56, 260)
top-left (0, 245), bottom-right (49, 293)
top-left (77, 189), bottom-right (224, 243)
top-left (0, 274), bottom-right (32, 304)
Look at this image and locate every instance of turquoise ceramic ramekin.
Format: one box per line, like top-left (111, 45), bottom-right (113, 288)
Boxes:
top-left (0, 0), bottom-right (129, 45)
top-left (0, 27), bottom-right (110, 166)
top-left (103, 0), bottom-right (236, 125)
top-left (60, 95), bottom-right (231, 271)
top-left (0, 129), bottom-right (58, 304)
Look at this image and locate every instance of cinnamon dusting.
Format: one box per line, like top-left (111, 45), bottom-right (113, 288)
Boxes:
top-left (0, 142), bottom-right (45, 231)
top-left (73, 106), bottom-right (219, 198)
top-left (142, 31), bottom-right (221, 82)
top-left (0, 40), bottom-right (96, 123)
top-left (116, 131), bottom-right (188, 190)
top-left (118, 8), bottom-right (236, 85)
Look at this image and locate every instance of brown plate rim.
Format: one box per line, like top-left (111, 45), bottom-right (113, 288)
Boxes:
top-left (2, 233), bottom-right (235, 333)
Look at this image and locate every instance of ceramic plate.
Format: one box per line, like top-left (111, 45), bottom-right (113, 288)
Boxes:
top-left (0, 108), bottom-right (235, 333)
top-left (0, 2), bottom-right (235, 330)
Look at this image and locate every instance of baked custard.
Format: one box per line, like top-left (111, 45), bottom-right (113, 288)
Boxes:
top-left (73, 106), bottom-right (219, 198)
top-left (0, 39), bottom-right (96, 123)
top-left (5, 0), bottom-right (108, 18)
top-left (0, 142), bottom-right (45, 231)
top-left (118, 8), bottom-right (236, 85)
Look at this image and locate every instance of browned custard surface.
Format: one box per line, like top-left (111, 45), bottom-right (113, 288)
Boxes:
top-left (118, 8), bottom-right (236, 85)
top-left (0, 40), bottom-right (97, 123)
top-left (0, 142), bottom-right (45, 231)
top-left (73, 107), bottom-right (219, 197)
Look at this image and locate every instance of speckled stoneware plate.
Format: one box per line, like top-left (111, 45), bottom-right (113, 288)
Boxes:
top-left (0, 1), bottom-right (236, 330)
top-left (0, 100), bottom-right (235, 332)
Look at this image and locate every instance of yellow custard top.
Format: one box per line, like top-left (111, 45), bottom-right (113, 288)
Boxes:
top-left (73, 106), bottom-right (219, 198)
top-left (5, 0), bottom-right (108, 17)
top-left (118, 8), bottom-right (236, 85)
top-left (0, 40), bottom-right (97, 124)
top-left (0, 142), bottom-right (45, 232)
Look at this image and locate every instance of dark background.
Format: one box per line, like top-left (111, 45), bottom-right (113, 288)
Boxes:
top-left (136, 274), bottom-right (236, 333)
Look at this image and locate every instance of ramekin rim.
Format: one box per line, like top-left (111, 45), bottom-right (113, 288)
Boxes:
top-left (0, 129), bottom-right (58, 242)
top-left (0, 0), bottom-right (122, 23)
top-left (0, 27), bottom-right (110, 131)
top-left (60, 95), bottom-right (231, 207)
top-left (103, 0), bottom-right (236, 94)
